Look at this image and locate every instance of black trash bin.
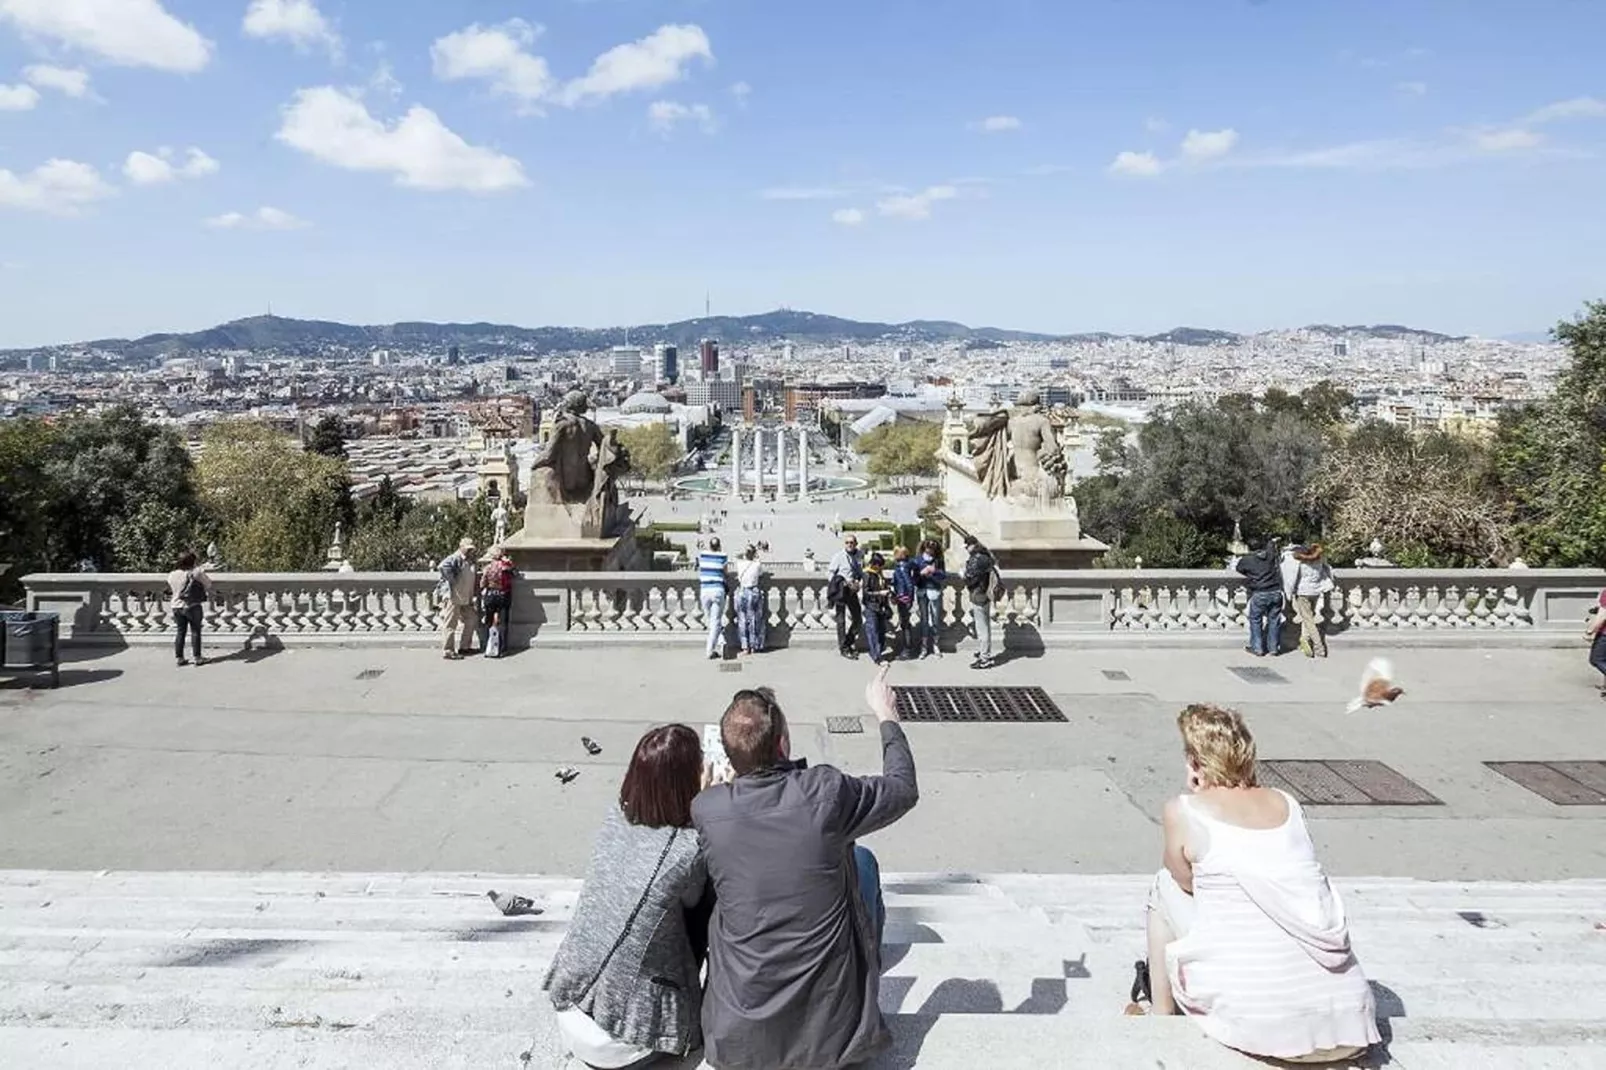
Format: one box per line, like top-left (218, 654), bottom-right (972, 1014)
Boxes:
top-left (1, 610), bottom-right (60, 688)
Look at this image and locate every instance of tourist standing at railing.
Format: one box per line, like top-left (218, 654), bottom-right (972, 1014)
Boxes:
top-left (891, 545), bottom-right (918, 659)
top-left (1586, 591), bottom-right (1606, 696)
top-left (1234, 538), bottom-right (1284, 657)
top-left (860, 553), bottom-right (892, 664)
top-left (962, 536), bottom-right (1001, 670)
top-left (914, 538), bottom-right (946, 658)
top-left (699, 538), bottom-right (731, 661)
top-left (1282, 544), bottom-right (1334, 659)
top-left (827, 534), bottom-right (864, 660)
top-left (479, 546), bottom-right (515, 659)
top-left (436, 538), bottom-right (479, 661)
top-left (692, 671), bottom-right (918, 1070)
top-left (1131, 703), bottom-right (1379, 1063)
top-left (734, 545), bottom-right (766, 656)
top-left (166, 550), bottom-right (211, 667)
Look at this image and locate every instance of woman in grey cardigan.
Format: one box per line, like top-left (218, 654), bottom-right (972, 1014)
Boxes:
top-left (544, 724), bottom-right (709, 1069)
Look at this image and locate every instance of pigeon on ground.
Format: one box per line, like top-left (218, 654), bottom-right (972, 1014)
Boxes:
top-left (487, 891), bottom-right (542, 917)
top-left (555, 766), bottom-right (580, 785)
top-left (1347, 657), bottom-right (1405, 712)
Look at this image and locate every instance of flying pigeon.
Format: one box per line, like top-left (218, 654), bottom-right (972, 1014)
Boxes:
top-left (1347, 657), bottom-right (1405, 713)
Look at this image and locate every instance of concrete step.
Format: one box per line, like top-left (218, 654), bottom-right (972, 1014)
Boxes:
top-left (2, 871), bottom-right (1604, 1069)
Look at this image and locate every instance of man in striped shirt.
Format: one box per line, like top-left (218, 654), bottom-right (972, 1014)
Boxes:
top-left (700, 537), bottom-right (731, 660)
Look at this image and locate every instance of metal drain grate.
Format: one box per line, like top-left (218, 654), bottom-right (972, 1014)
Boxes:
top-left (1228, 665), bottom-right (1288, 684)
top-left (717, 662), bottom-right (743, 673)
top-left (355, 669), bottom-right (385, 681)
top-left (826, 716), bottom-right (865, 734)
top-left (1486, 761), bottom-right (1606, 805)
top-left (894, 686), bottom-right (1067, 723)
top-left (1259, 760), bottom-right (1441, 806)
top-left (1101, 670), bottom-right (1131, 681)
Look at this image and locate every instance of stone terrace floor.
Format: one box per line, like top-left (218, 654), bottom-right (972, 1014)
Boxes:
top-left (2, 642), bottom-right (1606, 1067)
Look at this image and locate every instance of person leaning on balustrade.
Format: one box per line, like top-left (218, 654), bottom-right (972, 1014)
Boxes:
top-left (1130, 703), bottom-right (1380, 1064)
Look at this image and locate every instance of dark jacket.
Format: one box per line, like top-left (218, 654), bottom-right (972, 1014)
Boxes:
top-left (862, 569), bottom-right (892, 618)
top-left (914, 551), bottom-right (946, 591)
top-left (1235, 549), bottom-right (1283, 594)
top-left (691, 724), bottom-right (919, 1070)
top-left (891, 559), bottom-right (917, 605)
top-left (962, 547), bottom-right (996, 605)
top-left (543, 806), bottom-right (708, 1058)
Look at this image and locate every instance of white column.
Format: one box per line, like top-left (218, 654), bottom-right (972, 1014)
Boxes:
top-left (776, 427), bottom-right (787, 502)
top-left (752, 426), bottom-right (764, 500)
top-left (729, 427), bottom-right (742, 499)
top-left (797, 425), bottom-right (810, 503)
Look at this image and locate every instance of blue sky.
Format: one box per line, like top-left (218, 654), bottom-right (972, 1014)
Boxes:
top-left (1, 0), bottom-right (1604, 348)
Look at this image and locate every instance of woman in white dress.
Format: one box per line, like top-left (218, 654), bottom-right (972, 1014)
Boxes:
top-left (1138, 704), bottom-right (1381, 1063)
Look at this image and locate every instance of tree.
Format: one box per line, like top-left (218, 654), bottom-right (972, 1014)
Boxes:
top-left (858, 421), bottom-right (941, 488)
top-left (198, 422), bottom-right (349, 571)
top-left (306, 414), bottom-right (349, 459)
top-left (616, 423), bottom-right (682, 484)
top-left (1492, 301), bottom-right (1606, 565)
top-left (0, 419), bottom-right (59, 598)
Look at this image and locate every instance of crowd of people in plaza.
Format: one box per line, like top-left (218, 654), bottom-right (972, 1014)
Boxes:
top-left (540, 670), bottom-right (1380, 1069)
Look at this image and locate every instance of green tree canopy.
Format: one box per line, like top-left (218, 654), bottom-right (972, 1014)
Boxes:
top-left (198, 422), bottom-right (349, 571)
top-left (857, 421), bottom-right (941, 487)
top-left (615, 423), bottom-right (682, 483)
top-left (306, 414), bottom-right (349, 459)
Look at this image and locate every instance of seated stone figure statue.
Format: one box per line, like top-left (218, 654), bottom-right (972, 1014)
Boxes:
top-left (529, 391), bottom-right (604, 507)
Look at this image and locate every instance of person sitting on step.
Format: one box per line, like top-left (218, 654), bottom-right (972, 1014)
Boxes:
top-left (1131, 703), bottom-right (1381, 1064)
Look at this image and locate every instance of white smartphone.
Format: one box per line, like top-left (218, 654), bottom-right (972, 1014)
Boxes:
top-left (702, 724), bottom-right (733, 781)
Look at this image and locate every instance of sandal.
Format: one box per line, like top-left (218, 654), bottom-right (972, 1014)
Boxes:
top-left (1129, 959), bottom-right (1152, 1006)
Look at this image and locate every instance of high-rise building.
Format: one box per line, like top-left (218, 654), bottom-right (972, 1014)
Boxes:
top-left (654, 343), bottom-right (679, 384)
top-left (448, 345), bottom-right (461, 365)
top-left (48, 353), bottom-right (60, 373)
top-left (897, 347), bottom-right (914, 363)
top-left (612, 346), bottom-right (643, 378)
top-left (226, 351), bottom-right (247, 378)
top-left (699, 338), bottom-right (719, 376)
top-left (25, 353), bottom-right (38, 373)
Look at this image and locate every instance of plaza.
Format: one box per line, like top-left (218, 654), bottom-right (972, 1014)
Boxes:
top-left (3, 640), bottom-right (1605, 1067)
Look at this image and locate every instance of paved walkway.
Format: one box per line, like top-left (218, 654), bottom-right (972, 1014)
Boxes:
top-left (3, 870), bottom-right (1602, 1069)
top-left (3, 645), bottom-right (1604, 877)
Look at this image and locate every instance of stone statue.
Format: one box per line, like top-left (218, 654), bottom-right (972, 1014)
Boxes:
top-left (528, 391), bottom-right (604, 508)
top-left (1008, 390), bottom-right (1067, 502)
top-left (491, 500), bottom-right (510, 545)
top-left (966, 409), bottom-right (1012, 499)
top-left (583, 428), bottom-right (632, 537)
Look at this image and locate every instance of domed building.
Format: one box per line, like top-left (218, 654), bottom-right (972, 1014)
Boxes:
top-left (621, 391), bottom-right (673, 416)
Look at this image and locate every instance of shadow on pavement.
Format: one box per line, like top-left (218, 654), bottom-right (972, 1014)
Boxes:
top-left (1, 667), bottom-right (122, 690)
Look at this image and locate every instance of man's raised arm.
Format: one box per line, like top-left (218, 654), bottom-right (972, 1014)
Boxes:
top-left (831, 666), bottom-right (919, 840)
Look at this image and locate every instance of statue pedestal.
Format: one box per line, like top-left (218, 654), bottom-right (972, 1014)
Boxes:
top-left (938, 451), bottom-right (1108, 570)
top-left (501, 502), bottom-right (645, 572)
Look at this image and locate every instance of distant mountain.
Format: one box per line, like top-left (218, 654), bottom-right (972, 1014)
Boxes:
top-left (1498, 330), bottom-right (1553, 344)
top-left (6, 309), bottom-right (1496, 360)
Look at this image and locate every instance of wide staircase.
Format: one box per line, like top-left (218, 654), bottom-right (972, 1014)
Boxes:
top-left (1, 871), bottom-right (1602, 1068)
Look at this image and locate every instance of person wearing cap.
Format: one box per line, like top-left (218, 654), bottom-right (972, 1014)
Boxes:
top-left (437, 537), bottom-right (480, 660)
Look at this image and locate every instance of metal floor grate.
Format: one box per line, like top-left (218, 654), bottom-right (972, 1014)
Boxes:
top-left (826, 716), bottom-right (865, 734)
top-left (1101, 670), bottom-right (1131, 681)
top-left (1259, 760), bottom-right (1442, 805)
top-left (1228, 665), bottom-right (1288, 684)
top-left (717, 662), bottom-right (743, 673)
top-left (893, 686), bottom-right (1067, 723)
top-left (1486, 761), bottom-right (1606, 805)
top-left (355, 669), bottom-right (385, 681)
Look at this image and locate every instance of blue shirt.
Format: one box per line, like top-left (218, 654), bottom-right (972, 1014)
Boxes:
top-left (699, 552), bottom-right (729, 594)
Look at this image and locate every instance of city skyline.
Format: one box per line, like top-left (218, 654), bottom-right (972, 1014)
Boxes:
top-left (2, 0), bottom-right (1605, 348)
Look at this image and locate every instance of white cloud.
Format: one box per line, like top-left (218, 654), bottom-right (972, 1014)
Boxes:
top-left (1525, 97), bottom-right (1606, 124)
top-left (1181, 128), bottom-right (1239, 160)
top-left (1144, 116), bottom-right (1170, 134)
top-left (0, 158), bottom-right (115, 215)
top-left (368, 60), bottom-right (402, 99)
top-left (973, 115), bottom-right (1022, 133)
top-left (831, 207), bottom-right (865, 226)
top-left (1472, 128), bottom-right (1543, 152)
top-left (730, 80), bottom-right (751, 106)
top-left (23, 65), bottom-right (91, 98)
top-left (276, 86), bottom-right (529, 193)
top-left (647, 99), bottom-right (715, 135)
top-left (760, 187), bottom-right (846, 200)
top-left (0, 0), bottom-right (211, 73)
top-left (431, 19), bottom-right (553, 109)
top-left (206, 205), bottom-right (309, 230)
top-left (1397, 81), bottom-right (1428, 97)
top-left (875, 185), bottom-right (958, 221)
top-left (122, 146), bottom-right (219, 184)
top-left (243, 0), bottom-right (342, 59)
top-left (0, 83), bottom-right (40, 110)
top-left (556, 23), bottom-right (712, 106)
top-left (1108, 150), bottom-right (1163, 177)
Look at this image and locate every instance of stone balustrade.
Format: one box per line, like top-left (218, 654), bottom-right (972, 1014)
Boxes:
top-left (21, 568), bottom-right (1605, 650)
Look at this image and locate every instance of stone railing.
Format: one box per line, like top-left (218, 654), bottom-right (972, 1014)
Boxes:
top-left (21, 568), bottom-right (1605, 650)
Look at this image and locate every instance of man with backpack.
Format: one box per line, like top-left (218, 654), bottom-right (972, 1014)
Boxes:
top-left (479, 545), bottom-right (515, 658)
top-left (437, 538), bottom-right (479, 660)
top-left (962, 535), bottom-right (1002, 670)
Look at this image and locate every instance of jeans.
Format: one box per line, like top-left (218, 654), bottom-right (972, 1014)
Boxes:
top-left (863, 608), bottom-right (887, 663)
top-left (702, 590), bottom-right (727, 657)
top-left (1591, 634), bottom-right (1606, 683)
top-left (918, 588), bottom-right (942, 654)
top-left (835, 596), bottom-right (863, 654)
top-left (895, 603), bottom-right (914, 657)
top-left (1247, 590), bottom-right (1284, 655)
top-left (970, 602), bottom-right (993, 660)
top-left (853, 845), bottom-right (885, 949)
top-left (173, 605), bottom-right (202, 661)
top-left (736, 587), bottom-right (766, 652)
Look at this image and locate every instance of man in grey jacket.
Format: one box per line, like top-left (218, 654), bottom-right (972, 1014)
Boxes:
top-left (691, 667), bottom-right (918, 1070)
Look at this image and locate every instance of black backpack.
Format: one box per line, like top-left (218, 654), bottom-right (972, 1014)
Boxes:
top-left (179, 570), bottom-right (207, 606)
